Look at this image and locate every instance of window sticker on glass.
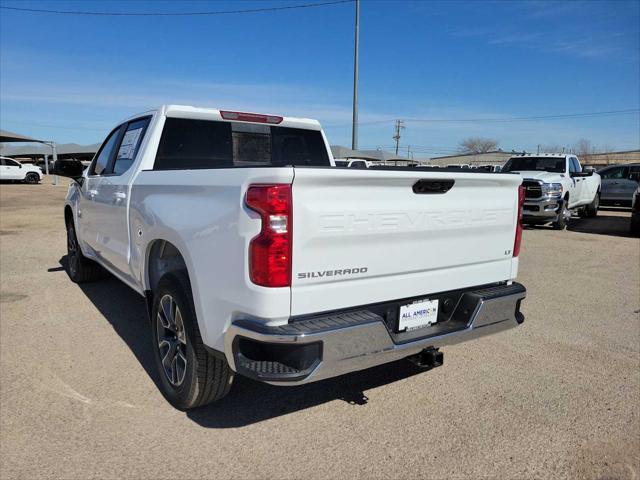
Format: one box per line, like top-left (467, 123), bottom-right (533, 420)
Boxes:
top-left (117, 128), bottom-right (143, 160)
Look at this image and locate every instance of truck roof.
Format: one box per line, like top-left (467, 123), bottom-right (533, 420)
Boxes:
top-left (129, 104), bottom-right (324, 131)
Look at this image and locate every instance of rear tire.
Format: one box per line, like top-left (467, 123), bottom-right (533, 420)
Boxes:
top-left (585, 193), bottom-right (599, 218)
top-left (24, 172), bottom-right (40, 184)
top-left (65, 220), bottom-right (104, 283)
top-left (151, 271), bottom-right (233, 410)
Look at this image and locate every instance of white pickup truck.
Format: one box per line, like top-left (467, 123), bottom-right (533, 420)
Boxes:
top-left (55, 105), bottom-right (527, 410)
top-left (501, 153), bottom-right (601, 229)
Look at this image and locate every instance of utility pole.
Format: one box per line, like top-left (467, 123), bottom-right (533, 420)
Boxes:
top-left (393, 120), bottom-right (405, 155)
top-left (51, 142), bottom-right (58, 185)
top-left (351, 0), bottom-right (360, 150)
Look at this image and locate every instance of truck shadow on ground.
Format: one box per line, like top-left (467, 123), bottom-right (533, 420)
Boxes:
top-left (524, 212), bottom-right (634, 238)
top-left (566, 212), bottom-right (634, 238)
top-left (56, 256), bottom-right (428, 428)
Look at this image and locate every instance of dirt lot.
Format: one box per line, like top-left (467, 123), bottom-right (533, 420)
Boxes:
top-left (1, 180), bottom-right (639, 479)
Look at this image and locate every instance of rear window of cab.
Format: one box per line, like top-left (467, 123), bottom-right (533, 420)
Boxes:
top-left (154, 118), bottom-right (330, 170)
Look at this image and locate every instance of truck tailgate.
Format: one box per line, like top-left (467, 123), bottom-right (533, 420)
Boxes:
top-left (290, 168), bottom-right (522, 316)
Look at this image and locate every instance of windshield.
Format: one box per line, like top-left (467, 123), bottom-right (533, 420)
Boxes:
top-left (502, 157), bottom-right (566, 173)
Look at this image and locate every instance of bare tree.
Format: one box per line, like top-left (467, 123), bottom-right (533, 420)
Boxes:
top-left (458, 137), bottom-right (499, 154)
top-left (599, 144), bottom-right (616, 154)
top-left (539, 144), bottom-right (564, 153)
top-left (574, 138), bottom-right (595, 158)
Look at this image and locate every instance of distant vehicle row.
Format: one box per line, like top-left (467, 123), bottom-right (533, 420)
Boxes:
top-left (334, 160), bottom-right (502, 172)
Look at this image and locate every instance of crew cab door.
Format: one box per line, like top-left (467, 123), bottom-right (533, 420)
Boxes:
top-left (91, 117), bottom-right (150, 279)
top-left (79, 126), bottom-right (123, 256)
top-left (567, 157), bottom-right (584, 207)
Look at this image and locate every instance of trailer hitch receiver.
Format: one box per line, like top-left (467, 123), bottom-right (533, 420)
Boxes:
top-left (407, 347), bottom-right (443, 370)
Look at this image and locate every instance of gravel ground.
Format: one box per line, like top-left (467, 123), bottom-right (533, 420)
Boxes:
top-left (1, 180), bottom-right (639, 479)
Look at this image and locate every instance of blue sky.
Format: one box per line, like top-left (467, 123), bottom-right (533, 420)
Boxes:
top-left (1, 0), bottom-right (639, 157)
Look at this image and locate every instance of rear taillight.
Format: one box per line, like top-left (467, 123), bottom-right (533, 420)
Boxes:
top-left (513, 184), bottom-right (525, 257)
top-left (245, 184), bottom-right (292, 287)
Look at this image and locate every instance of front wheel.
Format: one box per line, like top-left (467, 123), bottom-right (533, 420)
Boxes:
top-left (66, 220), bottom-right (104, 282)
top-left (152, 272), bottom-right (233, 410)
top-left (552, 199), bottom-right (570, 230)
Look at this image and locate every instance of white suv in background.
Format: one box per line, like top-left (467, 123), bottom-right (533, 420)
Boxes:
top-left (0, 157), bottom-right (43, 184)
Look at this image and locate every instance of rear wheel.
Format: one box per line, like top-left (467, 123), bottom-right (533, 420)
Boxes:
top-left (152, 272), bottom-right (233, 410)
top-left (552, 199), bottom-right (570, 230)
top-left (585, 193), bottom-right (599, 218)
top-left (24, 172), bottom-right (40, 184)
top-left (65, 220), bottom-right (104, 282)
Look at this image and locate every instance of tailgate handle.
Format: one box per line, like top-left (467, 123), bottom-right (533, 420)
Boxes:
top-left (413, 179), bottom-right (454, 194)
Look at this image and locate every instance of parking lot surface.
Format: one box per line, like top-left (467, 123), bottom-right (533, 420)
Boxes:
top-left (1, 181), bottom-right (639, 479)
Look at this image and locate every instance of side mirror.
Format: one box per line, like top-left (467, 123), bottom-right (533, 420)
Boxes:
top-left (19, 164), bottom-right (23, 168)
top-left (53, 159), bottom-right (84, 181)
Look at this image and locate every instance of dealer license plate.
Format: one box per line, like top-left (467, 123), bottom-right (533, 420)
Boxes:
top-left (398, 299), bottom-right (439, 332)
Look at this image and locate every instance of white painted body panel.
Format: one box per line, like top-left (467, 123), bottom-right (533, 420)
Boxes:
top-left (290, 168), bottom-right (521, 315)
top-left (129, 168), bottom-right (294, 349)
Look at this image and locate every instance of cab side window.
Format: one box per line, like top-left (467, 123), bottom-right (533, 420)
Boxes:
top-left (571, 158), bottom-right (582, 173)
top-left (90, 127), bottom-right (123, 176)
top-left (113, 118), bottom-right (151, 175)
top-left (601, 167), bottom-right (628, 179)
top-left (568, 157), bottom-right (581, 173)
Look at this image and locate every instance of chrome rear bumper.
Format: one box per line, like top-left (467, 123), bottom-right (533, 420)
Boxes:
top-left (224, 282), bottom-right (526, 385)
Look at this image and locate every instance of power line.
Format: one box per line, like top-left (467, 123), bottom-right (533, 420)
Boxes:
top-left (0, 0), bottom-right (354, 16)
top-left (324, 108), bottom-right (640, 128)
